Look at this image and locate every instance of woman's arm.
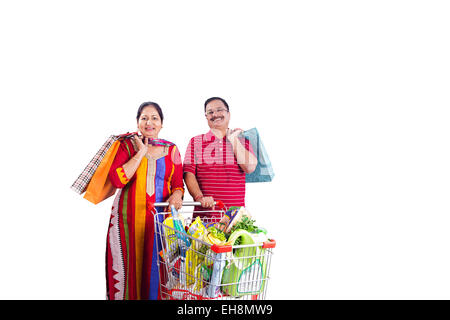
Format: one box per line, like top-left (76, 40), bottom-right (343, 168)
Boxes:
top-left (109, 136), bottom-right (148, 188)
top-left (166, 146), bottom-right (184, 210)
top-left (122, 136), bottom-right (148, 178)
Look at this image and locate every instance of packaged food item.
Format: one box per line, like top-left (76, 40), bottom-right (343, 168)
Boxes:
top-left (192, 264), bottom-right (206, 292)
top-left (170, 205), bottom-right (191, 247)
top-left (221, 254), bottom-right (266, 297)
top-left (185, 217), bottom-right (209, 285)
top-left (185, 245), bottom-right (202, 285)
top-left (216, 207), bottom-right (252, 234)
top-left (206, 252), bottom-right (227, 298)
top-left (162, 216), bottom-right (184, 257)
top-left (215, 207), bottom-right (240, 232)
top-left (204, 227), bottom-right (226, 245)
top-left (221, 229), bottom-right (266, 297)
top-left (226, 207), bottom-right (245, 233)
top-left (188, 216), bottom-right (207, 249)
top-left (166, 255), bottom-right (182, 288)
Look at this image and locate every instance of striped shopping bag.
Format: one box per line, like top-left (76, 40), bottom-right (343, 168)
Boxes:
top-left (71, 132), bottom-right (135, 204)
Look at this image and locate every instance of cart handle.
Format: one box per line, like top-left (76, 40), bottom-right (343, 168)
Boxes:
top-left (153, 200), bottom-right (226, 210)
top-left (262, 239), bottom-right (277, 249)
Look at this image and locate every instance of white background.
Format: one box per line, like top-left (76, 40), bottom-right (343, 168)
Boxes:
top-left (0, 0), bottom-right (449, 299)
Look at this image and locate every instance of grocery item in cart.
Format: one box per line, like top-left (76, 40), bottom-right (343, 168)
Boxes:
top-left (226, 230), bottom-right (260, 267)
top-left (204, 226), bottom-right (226, 245)
top-left (188, 217), bottom-right (207, 249)
top-left (171, 205), bottom-right (191, 247)
top-left (206, 252), bottom-right (227, 298)
top-left (153, 201), bottom-right (275, 300)
top-left (185, 244), bottom-right (208, 285)
top-left (221, 248), bottom-right (266, 297)
top-left (186, 217), bottom-right (208, 285)
top-left (162, 216), bottom-right (185, 258)
top-left (221, 230), bottom-right (268, 297)
top-left (215, 207), bottom-right (239, 232)
top-left (216, 206), bottom-right (252, 233)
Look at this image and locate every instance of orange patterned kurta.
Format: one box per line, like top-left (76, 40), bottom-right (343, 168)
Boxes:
top-left (106, 138), bottom-right (184, 300)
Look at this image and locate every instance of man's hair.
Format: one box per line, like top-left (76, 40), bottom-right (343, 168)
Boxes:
top-left (204, 97), bottom-right (229, 112)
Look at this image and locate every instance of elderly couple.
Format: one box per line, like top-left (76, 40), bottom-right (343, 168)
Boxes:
top-left (105, 97), bottom-right (257, 300)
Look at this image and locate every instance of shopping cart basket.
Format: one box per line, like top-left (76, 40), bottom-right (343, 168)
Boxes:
top-left (153, 201), bottom-right (276, 300)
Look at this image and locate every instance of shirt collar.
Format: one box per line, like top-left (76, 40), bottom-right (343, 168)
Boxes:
top-left (205, 130), bottom-right (215, 141)
top-left (205, 129), bottom-right (227, 142)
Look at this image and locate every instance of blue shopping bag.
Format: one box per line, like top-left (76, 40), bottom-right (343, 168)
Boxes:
top-left (241, 128), bottom-right (275, 183)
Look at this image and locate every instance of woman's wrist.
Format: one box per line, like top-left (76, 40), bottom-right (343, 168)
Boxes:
top-left (194, 194), bottom-right (204, 201)
top-left (171, 189), bottom-right (184, 198)
top-left (132, 151), bottom-right (145, 161)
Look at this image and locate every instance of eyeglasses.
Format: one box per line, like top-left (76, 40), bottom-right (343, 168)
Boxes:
top-left (205, 108), bottom-right (228, 117)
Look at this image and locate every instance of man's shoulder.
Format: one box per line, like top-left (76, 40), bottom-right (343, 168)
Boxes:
top-left (189, 130), bottom-right (213, 142)
top-left (189, 133), bottom-right (205, 140)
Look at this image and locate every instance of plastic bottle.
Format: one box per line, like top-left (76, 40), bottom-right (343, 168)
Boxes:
top-left (171, 205), bottom-right (190, 287)
top-left (206, 252), bottom-right (226, 298)
top-left (170, 205), bottom-right (191, 247)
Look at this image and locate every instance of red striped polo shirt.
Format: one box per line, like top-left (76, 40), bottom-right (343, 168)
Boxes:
top-left (183, 130), bottom-right (254, 213)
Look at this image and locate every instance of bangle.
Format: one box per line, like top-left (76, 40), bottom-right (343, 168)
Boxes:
top-left (172, 187), bottom-right (185, 196)
top-left (194, 194), bottom-right (203, 201)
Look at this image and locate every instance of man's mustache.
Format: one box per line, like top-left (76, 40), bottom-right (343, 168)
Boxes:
top-left (211, 116), bottom-right (224, 121)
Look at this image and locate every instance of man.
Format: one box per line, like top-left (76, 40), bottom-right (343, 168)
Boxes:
top-left (183, 97), bottom-right (258, 215)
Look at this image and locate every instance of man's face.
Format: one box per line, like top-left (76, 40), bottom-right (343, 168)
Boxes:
top-left (205, 99), bottom-right (230, 130)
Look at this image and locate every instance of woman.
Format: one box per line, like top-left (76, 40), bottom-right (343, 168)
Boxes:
top-left (106, 102), bottom-right (184, 300)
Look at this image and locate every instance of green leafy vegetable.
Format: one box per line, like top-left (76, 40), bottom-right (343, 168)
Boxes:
top-left (207, 227), bottom-right (226, 241)
top-left (224, 216), bottom-right (261, 244)
top-left (228, 216), bottom-right (258, 235)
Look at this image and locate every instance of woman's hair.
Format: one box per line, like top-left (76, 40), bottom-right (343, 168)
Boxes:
top-left (204, 97), bottom-right (229, 112)
top-left (136, 101), bottom-right (164, 123)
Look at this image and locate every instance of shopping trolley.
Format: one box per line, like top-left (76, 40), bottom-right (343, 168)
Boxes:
top-left (153, 201), bottom-right (276, 300)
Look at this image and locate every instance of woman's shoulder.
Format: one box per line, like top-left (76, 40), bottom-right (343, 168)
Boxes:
top-left (116, 132), bottom-right (136, 140)
top-left (158, 138), bottom-right (176, 147)
top-left (114, 133), bottom-right (137, 155)
top-left (166, 142), bottom-right (180, 152)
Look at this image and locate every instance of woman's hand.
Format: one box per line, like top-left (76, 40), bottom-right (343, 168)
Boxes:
top-left (167, 191), bottom-right (183, 211)
top-left (199, 196), bottom-right (215, 208)
top-left (134, 134), bottom-right (149, 157)
top-left (122, 135), bottom-right (148, 180)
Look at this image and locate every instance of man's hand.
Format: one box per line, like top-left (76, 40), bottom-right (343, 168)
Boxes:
top-left (226, 128), bottom-right (243, 143)
top-left (199, 196), bottom-right (215, 208)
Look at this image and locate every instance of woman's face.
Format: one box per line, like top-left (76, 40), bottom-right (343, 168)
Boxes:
top-left (137, 106), bottom-right (163, 139)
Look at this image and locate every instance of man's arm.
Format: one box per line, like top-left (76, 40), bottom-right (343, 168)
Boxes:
top-left (184, 171), bottom-right (203, 201)
top-left (228, 129), bottom-right (258, 174)
top-left (184, 172), bottom-right (215, 208)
